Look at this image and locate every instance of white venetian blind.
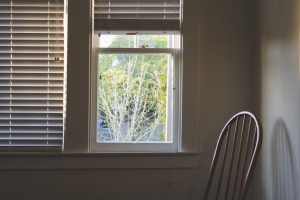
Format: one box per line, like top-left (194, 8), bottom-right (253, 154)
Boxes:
top-left (94, 0), bottom-right (181, 33)
top-left (0, 0), bottom-right (65, 151)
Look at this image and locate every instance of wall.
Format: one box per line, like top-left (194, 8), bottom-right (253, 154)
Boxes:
top-left (198, 0), bottom-right (257, 154)
top-left (0, 154), bottom-right (197, 200)
top-left (192, 0), bottom-right (258, 199)
top-left (0, 0), bottom-right (258, 199)
top-left (0, 169), bottom-right (195, 200)
top-left (256, 0), bottom-right (300, 199)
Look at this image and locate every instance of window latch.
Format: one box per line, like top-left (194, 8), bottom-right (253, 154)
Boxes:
top-left (54, 57), bottom-right (60, 62)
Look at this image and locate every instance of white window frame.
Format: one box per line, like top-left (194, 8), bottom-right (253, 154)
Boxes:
top-left (89, 36), bottom-right (181, 153)
top-left (65, 0), bottom-right (200, 154)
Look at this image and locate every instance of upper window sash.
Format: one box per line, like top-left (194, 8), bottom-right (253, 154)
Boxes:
top-left (97, 47), bottom-right (178, 54)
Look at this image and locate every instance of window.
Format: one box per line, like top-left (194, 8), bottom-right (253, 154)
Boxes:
top-left (0, 0), bottom-right (66, 151)
top-left (0, 0), bottom-right (200, 154)
top-left (91, 0), bottom-right (182, 152)
top-left (91, 34), bottom-right (179, 152)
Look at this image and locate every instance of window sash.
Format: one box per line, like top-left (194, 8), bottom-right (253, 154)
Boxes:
top-left (90, 46), bottom-right (179, 152)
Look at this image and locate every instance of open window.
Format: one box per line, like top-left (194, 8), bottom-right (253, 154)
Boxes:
top-left (90, 0), bottom-right (182, 152)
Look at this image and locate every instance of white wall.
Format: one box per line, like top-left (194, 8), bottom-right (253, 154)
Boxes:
top-left (255, 0), bottom-right (300, 199)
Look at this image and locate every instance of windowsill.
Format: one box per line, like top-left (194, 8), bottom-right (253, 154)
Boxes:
top-left (0, 152), bottom-right (200, 170)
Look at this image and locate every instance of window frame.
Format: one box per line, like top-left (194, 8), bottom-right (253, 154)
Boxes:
top-left (64, 0), bottom-right (200, 154)
top-left (89, 36), bottom-right (181, 153)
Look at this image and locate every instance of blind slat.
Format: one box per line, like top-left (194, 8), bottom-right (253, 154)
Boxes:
top-left (0, 111), bottom-right (63, 114)
top-left (0, 64), bottom-right (64, 67)
top-left (0, 130), bottom-right (62, 133)
top-left (0, 118), bottom-right (62, 120)
top-left (0, 98), bottom-right (63, 101)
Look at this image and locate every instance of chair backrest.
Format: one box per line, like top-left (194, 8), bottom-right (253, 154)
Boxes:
top-left (203, 111), bottom-right (263, 200)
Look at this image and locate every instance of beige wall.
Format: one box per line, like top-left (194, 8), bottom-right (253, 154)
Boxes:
top-left (256, 0), bottom-right (300, 199)
top-left (0, 0), bottom-right (258, 199)
top-left (0, 170), bottom-right (195, 200)
top-left (198, 0), bottom-right (257, 155)
top-left (193, 0), bottom-right (258, 198)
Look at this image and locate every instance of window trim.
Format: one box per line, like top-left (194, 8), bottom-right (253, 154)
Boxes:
top-left (89, 39), bottom-right (181, 153)
top-left (65, 0), bottom-right (200, 154)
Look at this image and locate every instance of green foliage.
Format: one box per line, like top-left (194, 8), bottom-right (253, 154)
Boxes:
top-left (98, 35), bottom-right (169, 142)
top-left (110, 35), bottom-right (134, 48)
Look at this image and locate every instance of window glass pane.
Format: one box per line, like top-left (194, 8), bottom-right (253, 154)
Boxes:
top-left (98, 53), bottom-right (172, 143)
top-left (99, 35), bottom-right (170, 48)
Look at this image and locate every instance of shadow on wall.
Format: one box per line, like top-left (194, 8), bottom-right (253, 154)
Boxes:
top-left (271, 119), bottom-right (297, 200)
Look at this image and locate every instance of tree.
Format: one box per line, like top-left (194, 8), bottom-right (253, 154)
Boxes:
top-left (98, 35), bottom-right (168, 142)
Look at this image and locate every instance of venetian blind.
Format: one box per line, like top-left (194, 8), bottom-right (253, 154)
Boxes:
top-left (94, 0), bottom-right (181, 33)
top-left (0, 0), bottom-right (65, 151)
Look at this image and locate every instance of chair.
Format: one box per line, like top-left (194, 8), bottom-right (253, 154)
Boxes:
top-left (203, 111), bottom-right (263, 200)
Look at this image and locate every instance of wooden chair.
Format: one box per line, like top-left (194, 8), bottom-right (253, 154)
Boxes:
top-left (203, 111), bottom-right (263, 200)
